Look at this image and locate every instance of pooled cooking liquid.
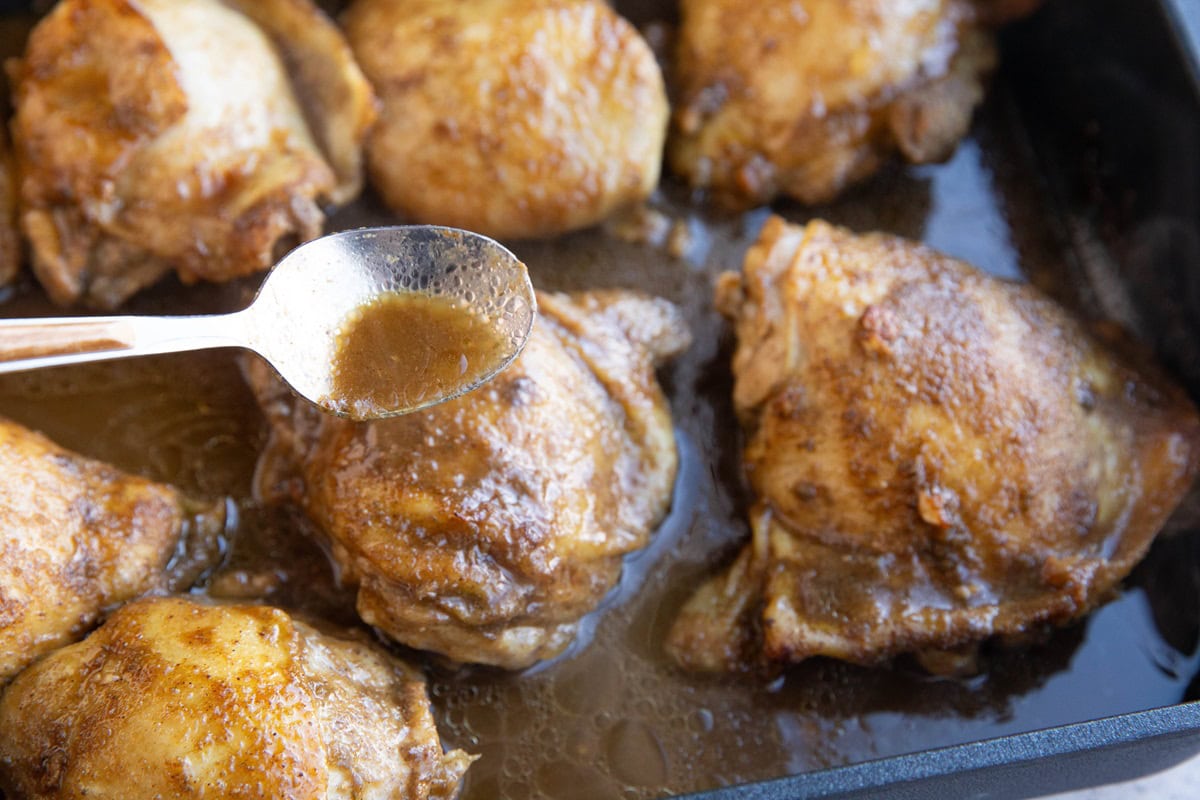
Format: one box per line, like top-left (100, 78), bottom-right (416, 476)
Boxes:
top-left (0, 94), bottom-right (1198, 800)
top-left (326, 292), bottom-right (508, 417)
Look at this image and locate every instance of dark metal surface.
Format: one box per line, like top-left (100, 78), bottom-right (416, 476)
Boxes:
top-left (673, 0), bottom-right (1200, 796)
top-left (0, 1), bottom-right (1197, 798)
top-left (686, 702), bottom-right (1200, 800)
top-left (1002, 0), bottom-right (1200, 396)
top-left (1163, 0), bottom-right (1200, 93)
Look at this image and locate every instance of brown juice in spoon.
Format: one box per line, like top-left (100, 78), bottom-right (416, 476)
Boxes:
top-left (327, 292), bottom-right (511, 419)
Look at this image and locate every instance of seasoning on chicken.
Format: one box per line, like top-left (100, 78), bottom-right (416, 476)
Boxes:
top-left (248, 290), bottom-right (689, 669)
top-left (0, 417), bottom-right (223, 683)
top-left (8, 0), bottom-right (375, 308)
top-left (668, 0), bottom-right (997, 208)
top-left (667, 218), bottom-right (1200, 674)
top-left (342, 0), bottom-right (668, 240)
top-left (0, 596), bottom-right (474, 799)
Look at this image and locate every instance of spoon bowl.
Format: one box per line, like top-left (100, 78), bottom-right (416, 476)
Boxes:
top-left (0, 226), bottom-right (536, 420)
top-left (248, 226), bottom-right (536, 418)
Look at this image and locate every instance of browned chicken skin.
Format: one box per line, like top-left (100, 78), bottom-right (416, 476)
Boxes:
top-left (667, 218), bottom-right (1200, 673)
top-left (9, 0), bottom-right (375, 308)
top-left (0, 417), bottom-right (223, 683)
top-left (668, 0), bottom-right (997, 208)
top-left (342, 0), bottom-right (668, 240)
top-left (0, 596), bottom-right (473, 799)
top-left (249, 290), bottom-right (689, 669)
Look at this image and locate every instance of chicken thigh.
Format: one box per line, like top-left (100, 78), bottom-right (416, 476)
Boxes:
top-left (249, 290), bottom-right (689, 669)
top-left (667, 218), bottom-right (1200, 673)
top-left (9, 0), bottom-right (375, 308)
top-left (0, 417), bottom-right (223, 683)
top-left (668, 0), bottom-right (996, 208)
top-left (342, 0), bottom-right (668, 240)
top-left (0, 596), bottom-right (473, 799)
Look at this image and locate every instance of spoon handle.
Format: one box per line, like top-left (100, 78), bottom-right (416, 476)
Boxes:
top-left (0, 312), bottom-right (250, 374)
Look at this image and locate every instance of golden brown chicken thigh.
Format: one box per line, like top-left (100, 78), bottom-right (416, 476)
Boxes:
top-left (342, 0), bottom-right (668, 240)
top-left (669, 0), bottom-right (996, 208)
top-left (0, 417), bottom-right (222, 683)
top-left (0, 596), bottom-right (473, 799)
top-left (667, 218), bottom-right (1200, 673)
top-left (9, 0), bottom-right (375, 308)
top-left (249, 290), bottom-right (689, 669)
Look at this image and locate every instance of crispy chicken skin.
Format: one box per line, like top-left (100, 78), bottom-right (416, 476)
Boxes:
top-left (0, 596), bottom-right (474, 799)
top-left (249, 290), bottom-right (689, 669)
top-left (0, 417), bottom-right (223, 683)
top-left (668, 0), bottom-right (997, 208)
top-left (667, 218), bottom-right (1200, 673)
top-left (342, 0), bottom-right (668, 240)
top-left (9, 0), bottom-right (375, 308)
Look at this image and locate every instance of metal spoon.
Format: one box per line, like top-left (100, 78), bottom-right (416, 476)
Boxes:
top-left (0, 226), bottom-right (536, 420)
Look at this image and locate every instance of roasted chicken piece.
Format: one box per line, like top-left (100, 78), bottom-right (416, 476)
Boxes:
top-left (249, 290), bottom-right (689, 669)
top-left (342, 0), bottom-right (668, 240)
top-left (668, 0), bottom-right (997, 208)
top-left (0, 417), bottom-right (223, 683)
top-left (667, 218), bottom-right (1200, 673)
top-left (9, 0), bottom-right (375, 308)
top-left (0, 596), bottom-right (473, 799)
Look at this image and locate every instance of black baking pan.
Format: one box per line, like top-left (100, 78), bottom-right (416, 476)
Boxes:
top-left (0, 1), bottom-right (1198, 799)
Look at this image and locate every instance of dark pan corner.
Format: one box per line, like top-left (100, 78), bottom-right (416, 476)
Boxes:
top-left (1162, 0), bottom-right (1200, 95)
top-left (1001, 0), bottom-right (1200, 396)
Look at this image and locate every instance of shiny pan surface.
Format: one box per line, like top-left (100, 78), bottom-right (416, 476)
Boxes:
top-left (0, 1), bottom-right (1198, 798)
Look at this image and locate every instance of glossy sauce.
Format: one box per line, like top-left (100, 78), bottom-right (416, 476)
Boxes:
top-left (326, 293), bottom-right (508, 418)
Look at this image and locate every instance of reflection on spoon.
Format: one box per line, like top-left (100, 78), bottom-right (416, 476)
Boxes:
top-left (0, 226), bottom-right (537, 421)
